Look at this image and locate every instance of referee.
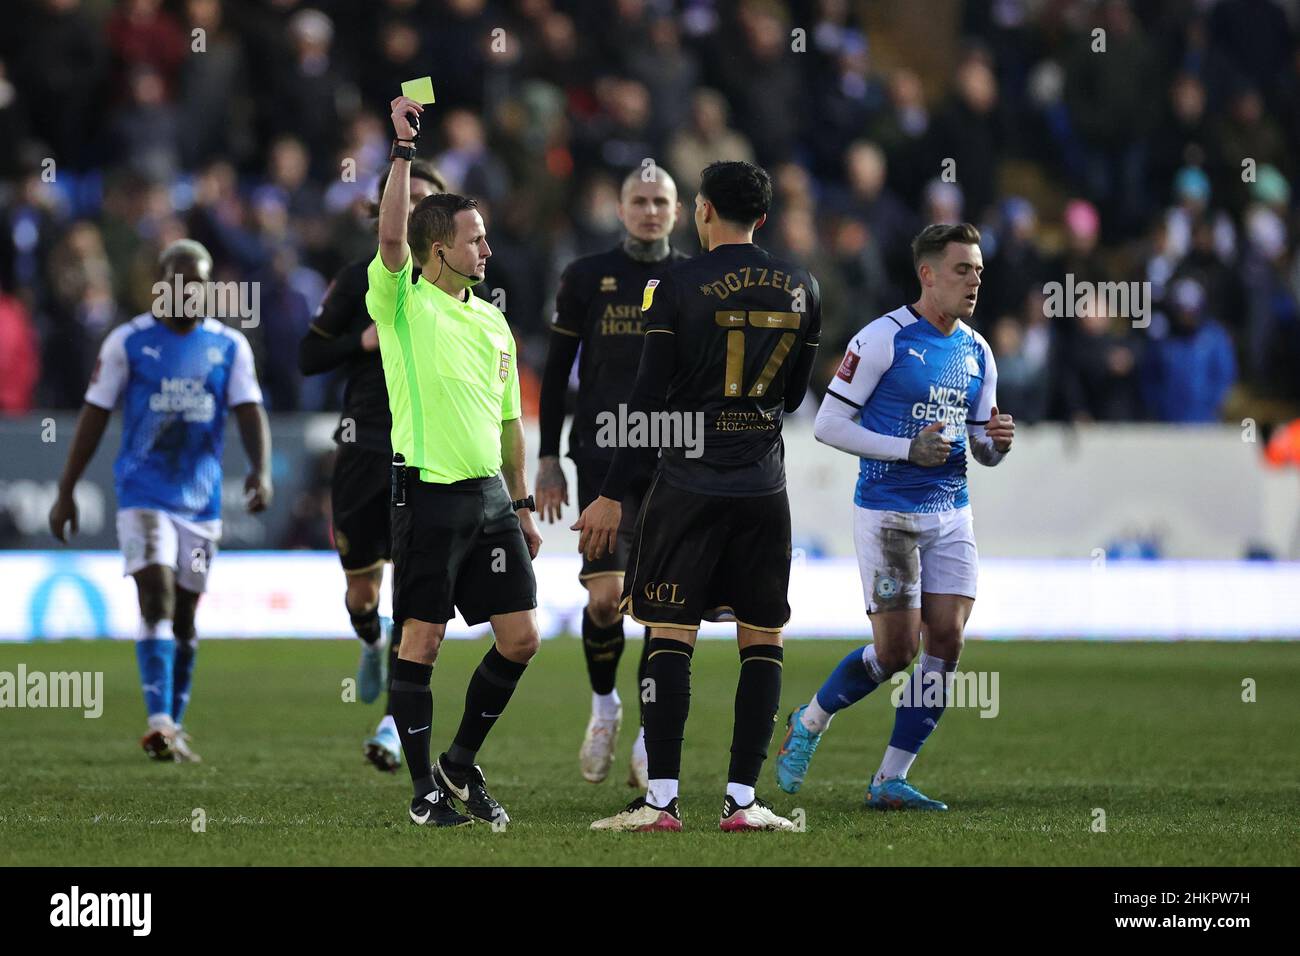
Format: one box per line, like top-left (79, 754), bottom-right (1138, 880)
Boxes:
top-left (368, 94), bottom-right (542, 828)
top-left (299, 158), bottom-right (447, 774)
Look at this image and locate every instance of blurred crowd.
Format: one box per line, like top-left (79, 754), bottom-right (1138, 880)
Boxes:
top-left (1, 0), bottom-right (1299, 424)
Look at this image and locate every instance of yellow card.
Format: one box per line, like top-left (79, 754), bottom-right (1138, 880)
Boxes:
top-left (401, 77), bottom-right (436, 104)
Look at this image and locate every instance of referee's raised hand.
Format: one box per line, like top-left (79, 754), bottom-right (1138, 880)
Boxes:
top-left (389, 95), bottom-right (423, 141)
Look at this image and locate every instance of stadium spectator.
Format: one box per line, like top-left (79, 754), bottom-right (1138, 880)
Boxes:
top-left (626, 15), bottom-right (701, 145)
top-left (0, 287), bottom-right (39, 414)
top-left (1059, 302), bottom-right (1143, 423)
top-left (1141, 278), bottom-right (1237, 423)
top-left (11, 0), bottom-right (107, 170)
top-left (989, 314), bottom-right (1049, 424)
top-left (667, 89), bottom-right (755, 193)
top-left (1063, 0), bottom-right (1160, 237)
top-left (111, 65), bottom-right (181, 183)
top-left (178, 0), bottom-right (252, 170)
top-left (0, 0), bottom-right (1296, 428)
top-left (105, 0), bottom-right (188, 104)
top-left (868, 67), bottom-right (930, 204)
top-left (273, 9), bottom-right (354, 180)
top-left (828, 141), bottom-right (916, 299)
top-left (927, 47), bottom-right (1005, 224)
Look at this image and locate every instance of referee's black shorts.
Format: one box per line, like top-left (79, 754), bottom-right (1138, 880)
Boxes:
top-left (575, 455), bottom-right (645, 582)
top-left (390, 473), bottom-right (537, 627)
top-left (331, 444), bottom-right (391, 574)
top-left (620, 474), bottom-right (792, 632)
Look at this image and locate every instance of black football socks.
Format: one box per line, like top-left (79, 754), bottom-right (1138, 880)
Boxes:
top-left (581, 608), bottom-right (625, 695)
top-left (643, 637), bottom-right (694, 784)
top-left (636, 627), bottom-right (651, 724)
top-left (728, 644), bottom-right (784, 787)
top-left (390, 658), bottom-right (435, 797)
top-left (446, 645), bottom-right (528, 769)
top-left (349, 601), bottom-right (382, 646)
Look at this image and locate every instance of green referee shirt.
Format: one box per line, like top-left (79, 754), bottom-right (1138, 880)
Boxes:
top-left (365, 249), bottom-right (521, 483)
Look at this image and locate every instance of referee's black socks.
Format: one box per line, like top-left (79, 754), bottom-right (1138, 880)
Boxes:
top-left (390, 658), bottom-right (435, 798)
top-left (643, 636), bottom-right (694, 784)
top-left (447, 645), bottom-right (528, 769)
top-left (581, 608), bottom-right (625, 695)
top-left (728, 643), bottom-right (784, 788)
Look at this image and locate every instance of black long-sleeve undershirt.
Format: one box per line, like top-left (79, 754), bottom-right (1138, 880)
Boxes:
top-left (598, 329), bottom-right (676, 502)
top-left (298, 327), bottom-right (366, 376)
top-left (537, 330), bottom-right (581, 459)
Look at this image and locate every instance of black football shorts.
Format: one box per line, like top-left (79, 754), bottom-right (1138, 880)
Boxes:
top-left (390, 474), bottom-right (537, 626)
top-left (575, 456), bottom-right (645, 581)
top-left (332, 445), bottom-right (391, 573)
top-left (621, 474), bottom-right (792, 631)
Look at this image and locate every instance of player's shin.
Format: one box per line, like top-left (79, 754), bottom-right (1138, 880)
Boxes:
top-left (136, 619), bottom-right (176, 729)
top-left (804, 644), bottom-right (887, 732)
top-left (390, 658), bottom-right (436, 797)
top-left (643, 637), bottom-right (693, 807)
top-left (877, 652), bottom-right (957, 782)
top-left (727, 644), bottom-right (783, 805)
top-left (446, 645), bottom-right (528, 769)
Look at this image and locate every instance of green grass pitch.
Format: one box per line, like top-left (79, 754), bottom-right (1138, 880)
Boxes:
top-left (1, 637), bottom-right (1296, 866)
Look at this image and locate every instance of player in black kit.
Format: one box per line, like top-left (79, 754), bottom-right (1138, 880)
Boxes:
top-left (536, 167), bottom-right (687, 790)
top-left (299, 160), bottom-right (446, 772)
top-left (576, 161), bottom-right (822, 832)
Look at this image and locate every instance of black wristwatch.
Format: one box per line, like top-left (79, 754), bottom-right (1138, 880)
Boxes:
top-left (511, 495), bottom-right (535, 513)
top-left (389, 139), bottom-right (416, 161)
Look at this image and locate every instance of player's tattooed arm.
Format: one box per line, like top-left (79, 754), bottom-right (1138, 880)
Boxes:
top-left (49, 403), bottom-right (112, 542)
top-left (233, 402), bottom-right (272, 512)
top-left (535, 332), bottom-right (581, 522)
top-left (969, 406), bottom-right (1014, 465)
top-left (534, 456), bottom-right (568, 524)
top-left (908, 423), bottom-right (952, 467)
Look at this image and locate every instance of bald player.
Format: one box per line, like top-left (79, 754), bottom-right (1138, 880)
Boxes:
top-left (535, 167), bottom-right (688, 789)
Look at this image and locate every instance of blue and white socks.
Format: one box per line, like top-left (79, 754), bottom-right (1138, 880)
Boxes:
top-left (801, 644), bottom-right (888, 733)
top-left (876, 652), bottom-right (956, 784)
top-left (136, 619), bottom-right (175, 729)
top-left (172, 635), bottom-right (197, 726)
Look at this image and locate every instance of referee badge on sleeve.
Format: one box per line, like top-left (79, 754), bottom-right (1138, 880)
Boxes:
top-left (499, 351), bottom-right (511, 381)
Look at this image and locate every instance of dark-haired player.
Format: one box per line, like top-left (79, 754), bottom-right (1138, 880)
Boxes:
top-left (536, 167), bottom-right (686, 789)
top-left (575, 161), bottom-right (821, 832)
top-left (774, 223), bottom-right (1014, 811)
top-left (299, 160), bottom-right (447, 772)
